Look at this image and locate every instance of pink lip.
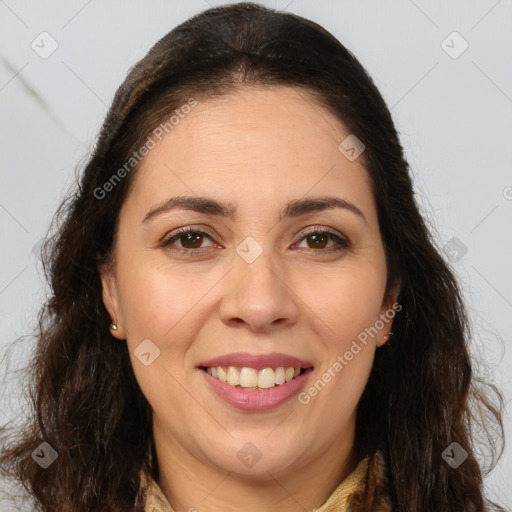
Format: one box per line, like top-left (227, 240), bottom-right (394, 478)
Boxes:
top-left (197, 352), bottom-right (314, 371)
top-left (199, 368), bottom-right (313, 412)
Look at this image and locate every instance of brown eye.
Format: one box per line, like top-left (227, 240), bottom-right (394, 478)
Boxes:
top-left (177, 232), bottom-right (205, 249)
top-left (305, 232), bottom-right (329, 249)
top-left (296, 228), bottom-right (350, 253)
top-left (161, 228), bottom-right (215, 253)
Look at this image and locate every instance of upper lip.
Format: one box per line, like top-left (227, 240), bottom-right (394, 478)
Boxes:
top-left (198, 352), bottom-right (314, 371)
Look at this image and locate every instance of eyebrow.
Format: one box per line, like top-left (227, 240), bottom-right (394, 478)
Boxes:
top-left (142, 195), bottom-right (366, 224)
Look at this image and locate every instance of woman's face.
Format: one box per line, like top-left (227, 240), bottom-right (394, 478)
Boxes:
top-left (101, 86), bottom-right (397, 479)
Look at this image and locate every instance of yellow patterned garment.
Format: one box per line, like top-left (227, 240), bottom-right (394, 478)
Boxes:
top-left (141, 451), bottom-right (391, 512)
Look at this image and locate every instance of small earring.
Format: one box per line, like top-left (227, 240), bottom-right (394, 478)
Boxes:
top-left (111, 322), bottom-right (118, 331)
top-left (384, 331), bottom-right (393, 341)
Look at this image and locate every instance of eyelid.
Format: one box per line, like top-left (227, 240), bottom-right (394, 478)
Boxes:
top-left (160, 225), bottom-right (217, 247)
top-left (293, 225), bottom-right (349, 245)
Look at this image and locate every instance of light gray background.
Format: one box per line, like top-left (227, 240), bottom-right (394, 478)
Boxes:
top-left (1, 0), bottom-right (511, 509)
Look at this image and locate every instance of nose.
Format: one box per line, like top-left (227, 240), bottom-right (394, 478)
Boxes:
top-left (219, 249), bottom-right (300, 333)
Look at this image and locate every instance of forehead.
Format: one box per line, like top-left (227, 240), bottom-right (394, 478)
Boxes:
top-left (125, 85), bottom-right (374, 217)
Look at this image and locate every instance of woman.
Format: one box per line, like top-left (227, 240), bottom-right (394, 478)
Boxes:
top-left (0, 2), bottom-right (506, 511)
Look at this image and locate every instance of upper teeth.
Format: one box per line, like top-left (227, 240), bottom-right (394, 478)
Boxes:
top-left (205, 366), bottom-right (301, 389)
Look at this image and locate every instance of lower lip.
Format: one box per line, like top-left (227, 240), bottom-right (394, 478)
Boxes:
top-left (200, 368), bottom-right (312, 412)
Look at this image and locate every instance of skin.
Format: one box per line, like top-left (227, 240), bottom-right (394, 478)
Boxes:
top-left (101, 85), bottom-right (399, 512)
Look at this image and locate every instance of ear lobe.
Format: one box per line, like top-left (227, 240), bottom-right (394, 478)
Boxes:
top-left (377, 280), bottom-right (401, 347)
top-left (99, 263), bottom-right (126, 339)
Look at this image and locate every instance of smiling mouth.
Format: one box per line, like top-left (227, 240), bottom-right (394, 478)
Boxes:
top-left (199, 365), bottom-right (313, 390)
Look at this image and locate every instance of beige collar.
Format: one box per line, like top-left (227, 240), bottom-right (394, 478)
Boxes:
top-left (141, 451), bottom-right (390, 512)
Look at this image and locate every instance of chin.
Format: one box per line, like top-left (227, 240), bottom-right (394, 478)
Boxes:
top-left (201, 439), bottom-right (304, 479)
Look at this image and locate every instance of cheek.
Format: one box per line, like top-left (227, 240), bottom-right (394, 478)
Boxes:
top-left (297, 261), bottom-right (386, 409)
top-left (115, 261), bottom-right (206, 408)
top-left (114, 257), bottom-right (221, 400)
top-left (303, 263), bottom-right (387, 343)
top-left (116, 258), bottom-right (208, 343)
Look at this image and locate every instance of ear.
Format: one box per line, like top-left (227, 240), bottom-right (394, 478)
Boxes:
top-left (99, 262), bottom-right (127, 340)
top-left (376, 279), bottom-right (401, 348)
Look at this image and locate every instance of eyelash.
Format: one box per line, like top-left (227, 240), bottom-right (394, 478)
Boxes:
top-left (160, 226), bottom-right (351, 256)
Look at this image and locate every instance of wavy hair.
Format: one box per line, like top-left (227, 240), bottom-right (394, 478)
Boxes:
top-left (1, 3), bottom-right (506, 511)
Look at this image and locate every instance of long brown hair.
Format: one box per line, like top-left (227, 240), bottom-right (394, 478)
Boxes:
top-left (1, 3), bottom-right (506, 511)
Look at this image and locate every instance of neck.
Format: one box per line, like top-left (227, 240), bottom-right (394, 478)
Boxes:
top-left (153, 422), bottom-right (357, 512)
